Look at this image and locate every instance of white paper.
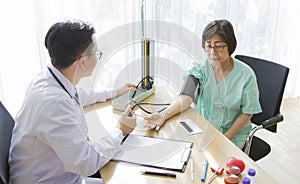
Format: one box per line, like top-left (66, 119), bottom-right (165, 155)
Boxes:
top-left (112, 134), bottom-right (193, 172)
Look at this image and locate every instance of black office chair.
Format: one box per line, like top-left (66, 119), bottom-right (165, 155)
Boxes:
top-left (0, 101), bottom-right (15, 184)
top-left (234, 55), bottom-right (289, 161)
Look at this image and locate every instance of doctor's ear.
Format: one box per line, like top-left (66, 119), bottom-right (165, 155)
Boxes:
top-left (77, 58), bottom-right (87, 69)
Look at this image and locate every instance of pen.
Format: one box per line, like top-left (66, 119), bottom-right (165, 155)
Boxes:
top-left (205, 167), bottom-right (223, 184)
top-left (121, 134), bottom-right (129, 144)
top-left (201, 159), bottom-right (208, 182)
top-left (191, 159), bottom-right (194, 181)
top-left (141, 171), bottom-right (176, 178)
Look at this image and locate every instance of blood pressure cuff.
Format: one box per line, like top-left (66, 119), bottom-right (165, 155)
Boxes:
top-left (179, 75), bottom-right (200, 104)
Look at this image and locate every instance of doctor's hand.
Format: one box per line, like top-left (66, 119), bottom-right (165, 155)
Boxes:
top-left (116, 83), bottom-right (137, 97)
top-left (144, 112), bottom-right (166, 131)
top-left (118, 106), bottom-right (137, 135)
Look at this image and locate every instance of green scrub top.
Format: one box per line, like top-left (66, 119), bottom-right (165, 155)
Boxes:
top-left (188, 58), bottom-right (262, 149)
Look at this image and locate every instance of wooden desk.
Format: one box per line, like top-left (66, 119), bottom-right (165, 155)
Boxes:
top-left (84, 87), bottom-right (278, 184)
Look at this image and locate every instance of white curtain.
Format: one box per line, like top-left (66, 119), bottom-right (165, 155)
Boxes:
top-left (1, 0), bottom-right (300, 116)
top-left (0, 0), bottom-right (40, 116)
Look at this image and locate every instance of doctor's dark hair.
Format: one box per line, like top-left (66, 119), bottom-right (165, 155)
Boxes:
top-left (44, 20), bottom-right (96, 69)
top-left (202, 19), bottom-right (237, 56)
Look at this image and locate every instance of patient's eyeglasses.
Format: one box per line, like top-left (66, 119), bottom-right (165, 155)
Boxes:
top-left (73, 50), bottom-right (102, 61)
top-left (204, 45), bottom-right (227, 52)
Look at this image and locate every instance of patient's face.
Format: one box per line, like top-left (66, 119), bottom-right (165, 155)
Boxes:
top-left (204, 34), bottom-right (230, 64)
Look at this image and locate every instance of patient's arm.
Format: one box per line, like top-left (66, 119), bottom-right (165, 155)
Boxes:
top-left (144, 94), bottom-right (193, 131)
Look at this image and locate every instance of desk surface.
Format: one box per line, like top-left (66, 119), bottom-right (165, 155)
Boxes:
top-left (84, 87), bottom-right (278, 184)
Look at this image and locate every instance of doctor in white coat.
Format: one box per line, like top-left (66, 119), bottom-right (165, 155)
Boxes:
top-left (9, 20), bottom-right (137, 184)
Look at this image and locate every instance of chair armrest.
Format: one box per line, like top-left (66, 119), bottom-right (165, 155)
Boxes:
top-left (262, 113), bottom-right (283, 129)
top-left (244, 113), bottom-right (283, 156)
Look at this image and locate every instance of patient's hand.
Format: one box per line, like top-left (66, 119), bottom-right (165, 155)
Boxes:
top-left (144, 113), bottom-right (166, 131)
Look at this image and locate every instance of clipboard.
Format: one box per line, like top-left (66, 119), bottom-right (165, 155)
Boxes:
top-left (112, 134), bottom-right (193, 172)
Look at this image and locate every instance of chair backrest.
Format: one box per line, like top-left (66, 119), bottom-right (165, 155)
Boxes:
top-left (234, 55), bottom-right (289, 132)
top-left (0, 101), bottom-right (15, 184)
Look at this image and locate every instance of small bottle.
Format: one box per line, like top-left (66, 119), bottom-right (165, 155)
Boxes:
top-left (242, 177), bottom-right (251, 184)
top-left (224, 174), bottom-right (239, 184)
top-left (247, 168), bottom-right (256, 183)
top-left (226, 165), bottom-right (240, 175)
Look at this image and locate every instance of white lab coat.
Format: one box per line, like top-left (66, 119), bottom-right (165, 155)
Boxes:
top-left (9, 65), bottom-right (122, 184)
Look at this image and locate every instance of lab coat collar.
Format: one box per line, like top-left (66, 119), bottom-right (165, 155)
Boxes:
top-left (47, 64), bottom-right (77, 98)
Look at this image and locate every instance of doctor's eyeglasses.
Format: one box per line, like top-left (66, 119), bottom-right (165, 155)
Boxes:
top-left (92, 50), bottom-right (103, 61)
top-left (73, 50), bottom-right (103, 61)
